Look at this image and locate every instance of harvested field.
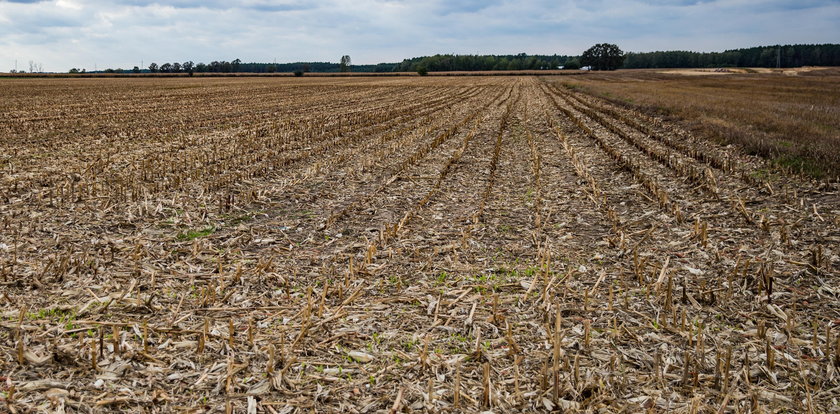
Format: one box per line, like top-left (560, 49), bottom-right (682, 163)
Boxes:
top-left (1, 76), bottom-right (839, 413)
top-left (560, 69), bottom-right (840, 179)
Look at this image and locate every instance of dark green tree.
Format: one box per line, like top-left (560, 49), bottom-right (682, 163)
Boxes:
top-left (148, 63), bottom-right (159, 73)
top-left (563, 59), bottom-right (581, 69)
top-left (132, 66), bottom-right (141, 73)
top-left (339, 55), bottom-right (351, 72)
top-left (580, 43), bottom-right (625, 70)
top-left (621, 44), bottom-right (840, 69)
top-left (391, 54), bottom-right (574, 72)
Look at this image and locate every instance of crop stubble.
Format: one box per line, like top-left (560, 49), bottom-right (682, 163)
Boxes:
top-left (0, 76), bottom-right (838, 412)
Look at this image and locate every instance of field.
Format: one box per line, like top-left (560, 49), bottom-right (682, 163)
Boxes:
top-left (1, 76), bottom-right (839, 413)
top-left (560, 68), bottom-right (840, 179)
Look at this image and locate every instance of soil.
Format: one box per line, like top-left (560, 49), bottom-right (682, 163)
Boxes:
top-left (1, 76), bottom-right (838, 413)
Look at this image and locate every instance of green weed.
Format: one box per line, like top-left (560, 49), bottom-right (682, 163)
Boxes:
top-left (176, 226), bottom-right (216, 241)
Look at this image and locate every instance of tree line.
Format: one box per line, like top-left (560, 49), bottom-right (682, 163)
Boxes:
top-left (392, 53), bottom-right (575, 72)
top-left (623, 44), bottom-right (840, 69)
top-left (143, 59), bottom-right (395, 74)
top-left (68, 43), bottom-right (840, 74)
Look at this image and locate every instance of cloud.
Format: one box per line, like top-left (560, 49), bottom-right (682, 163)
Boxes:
top-left (434, 0), bottom-right (503, 15)
top-left (0, 0), bottom-right (837, 71)
top-left (110, 0), bottom-right (315, 11)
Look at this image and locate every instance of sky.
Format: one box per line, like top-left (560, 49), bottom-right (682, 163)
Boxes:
top-left (0, 0), bottom-right (838, 72)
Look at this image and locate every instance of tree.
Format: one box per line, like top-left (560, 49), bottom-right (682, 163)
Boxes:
top-left (374, 63), bottom-right (395, 72)
top-left (580, 43), bottom-right (625, 70)
top-left (173, 62), bottom-right (182, 73)
top-left (182, 61), bottom-right (194, 73)
top-left (563, 59), bottom-right (581, 69)
top-left (148, 63), bottom-right (159, 73)
top-left (232, 58), bottom-right (241, 72)
top-left (160, 63), bottom-right (173, 73)
top-left (132, 66), bottom-right (141, 73)
top-left (339, 55), bottom-right (351, 72)
top-left (28, 61), bottom-right (43, 73)
top-left (417, 66), bottom-right (428, 76)
top-left (69, 68), bottom-right (81, 74)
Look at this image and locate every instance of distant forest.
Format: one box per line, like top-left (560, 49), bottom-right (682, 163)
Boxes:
top-left (391, 54), bottom-right (575, 72)
top-left (162, 61), bottom-right (395, 73)
top-left (165, 54), bottom-right (573, 74)
top-left (235, 61), bottom-right (397, 73)
top-left (623, 44), bottom-right (840, 69)
top-left (70, 43), bottom-right (840, 74)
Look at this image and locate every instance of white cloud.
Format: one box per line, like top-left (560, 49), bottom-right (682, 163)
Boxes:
top-left (0, 0), bottom-right (837, 71)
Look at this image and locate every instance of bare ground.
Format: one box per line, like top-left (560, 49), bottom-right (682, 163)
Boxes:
top-left (0, 76), bottom-right (838, 413)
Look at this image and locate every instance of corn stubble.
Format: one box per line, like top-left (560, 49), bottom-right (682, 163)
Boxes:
top-left (562, 69), bottom-right (840, 179)
top-left (0, 76), bottom-right (838, 412)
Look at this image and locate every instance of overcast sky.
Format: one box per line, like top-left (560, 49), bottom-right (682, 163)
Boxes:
top-left (1, 0), bottom-right (838, 72)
